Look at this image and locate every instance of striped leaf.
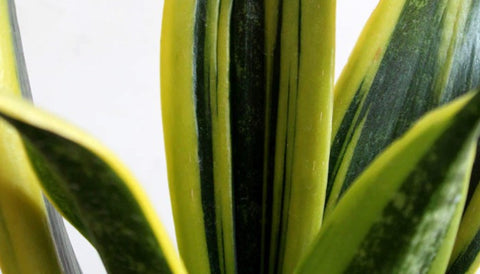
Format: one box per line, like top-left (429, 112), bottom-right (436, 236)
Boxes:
top-left (0, 0), bottom-right (64, 273)
top-left (327, 0), bottom-right (480, 216)
top-left (0, 94), bottom-right (186, 274)
top-left (2, 1), bottom-right (83, 272)
top-left (297, 91), bottom-right (480, 274)
top-left (161, 0), bottom-right (334, 272)
top-left (161, 0), bottom-right (234, 272)
top-left (264, 1), bottom-right (334, 273)
top-left (448, 0), bottom-right (480, 270)
top-left (448, 154), bottom-right (480, 273)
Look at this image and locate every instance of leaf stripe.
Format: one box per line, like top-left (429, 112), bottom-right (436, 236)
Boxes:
top-left (327, 83), bottom-right (364, 201)
top-left (273, 73), bottom-right (293, 274)
top-left (162, 0), bottom-right (333, 272)
top-left (326, 85), bottom-right (371, 214)
top-left (465, 143), bottom-right (480, 208)
top-left (329, 0), bottom-right (480, 206)
top-left (193, 0), bottom-right (221, 272)
top-left (261, 0), bottom-right (282, 271)
top-left (440, 0), bottom-right (480, 104)
top-left (448, 228), bottom-right (480, 273)
top-left (297, 92), bottom-right (480, 274)
top-left (268, 1), bottom-right (334, 272)
top-left (340, 0), bottom-right (443, 194)
top-left (345, 140), bottom-right (470, 272)
top-left (345, 92), bottom-right (480, 273)
top-left (229, 0), bottom-right (266, 271)
top-left (337, 92), bottom-right (370, 198)
top-left (276, 6), bottom-right (303, 270)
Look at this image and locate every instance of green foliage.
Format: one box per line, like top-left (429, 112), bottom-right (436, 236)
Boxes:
top-left (0, 0), bottom-right (480, 273)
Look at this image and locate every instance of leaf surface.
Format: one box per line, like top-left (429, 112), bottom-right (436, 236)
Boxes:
top-left (161, 0), bottom-right (334, 272)
top-left (0, 0), bottom-right (66, 272)
top-left (327, 0), bottom-right (480, 216)
top-left (448, 166), bottom-right (480, 273)
top-left (0, 94), bottom-right (186, 274)
top-left (298, 91), bottom-right (480, 274)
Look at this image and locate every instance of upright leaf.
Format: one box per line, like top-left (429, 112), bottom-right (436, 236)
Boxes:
top-left (3, 0), bottom-right (82, 272)
top-left (327, 0), bottom-right (480, 216)
top-left (298, 91), bottom-right (480, 274)
top-left (447, 0), bottom-right (480, 270)
top-left (0, 0), bottom-right (63, 272)
top-left (161, 0), bottom-right (334, 272)
top-left (161, 0), bottom-right (234, 272)
top-left (265, 0), bottom-right (334, 273)
top-left (448, 171), bottom-right (480, 273)
top-left (0, 94), bottom-right (186, 274)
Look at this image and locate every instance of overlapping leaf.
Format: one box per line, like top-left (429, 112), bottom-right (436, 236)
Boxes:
top-left (298, 91), bottom-right (480, 274)
top-left (0, 93), bottom-right (186, 274)
top-left (448, 165), bottom-right (480, 273)
top-left (327, 0), bottom-right (480, 215)
top-left (326, 1), bottom-right (480, 271)
top-left (161, 0), bottom-right (334, 273)
top-left (0, 0), bottom-right (65, 272)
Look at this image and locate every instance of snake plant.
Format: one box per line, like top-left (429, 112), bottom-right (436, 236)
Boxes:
top-left (1, 0), bottom-right (480, 273)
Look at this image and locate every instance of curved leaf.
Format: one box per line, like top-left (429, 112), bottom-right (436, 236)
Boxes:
top-left (0, 93), bottom-right (186, 274)
top-left (0, 0), bottom-right (64, 272)
top-left (0, 122), bottom-right (62, 274)
top-left (297, 91), bottom-right (480, 273)
top-left (4, 0), bottom-right (82, 272)
top-left (448, 176), bottom-right (480, 273)
top-left (327, 0), bottom-right (480, 216)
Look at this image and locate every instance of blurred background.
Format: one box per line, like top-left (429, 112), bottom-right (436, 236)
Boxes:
top-left (13, 0), bottom-right (378, 272)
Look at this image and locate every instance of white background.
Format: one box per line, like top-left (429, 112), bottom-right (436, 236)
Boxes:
top-left (13, 0), bottom-right (379, 273)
